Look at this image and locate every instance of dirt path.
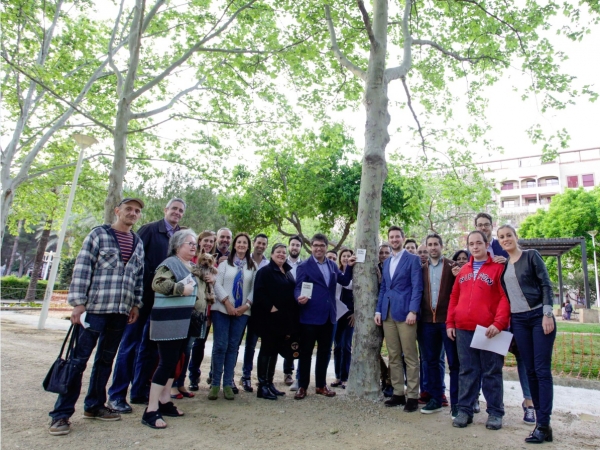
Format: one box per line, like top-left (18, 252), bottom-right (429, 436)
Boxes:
top-left (2, 319), bottom-right (600, 450)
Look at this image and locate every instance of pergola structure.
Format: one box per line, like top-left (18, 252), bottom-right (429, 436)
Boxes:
top-left (518, 238), bottom-right (592, 308)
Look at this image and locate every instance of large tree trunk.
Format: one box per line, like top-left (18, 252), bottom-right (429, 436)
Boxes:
top-left (6, 219), bottom-right (24, 275)
top-left (346, 0), bottom-right (391, 399)
top-left (25, 218), bottom-right (53, 301)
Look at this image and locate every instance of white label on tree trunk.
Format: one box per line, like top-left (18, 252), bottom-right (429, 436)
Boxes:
top-left (356, 249), bottom-right (366, 263)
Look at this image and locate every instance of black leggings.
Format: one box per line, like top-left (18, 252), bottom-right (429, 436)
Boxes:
top-left (152, 338), bottom-right (187, 386)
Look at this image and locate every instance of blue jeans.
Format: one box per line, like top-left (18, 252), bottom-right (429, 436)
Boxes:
top-left (333, 312), bottom-right (354, 381)
top-left (108, 307), bottom-right (150, 402)
top-left (50, 313), bottom-right (128, 420)
top-left (211, 311), bottom-right (248, 388)
top-left (241, 322), bottom-right (259, 380)
top-left (420, 322), bottom-right (459, 405)
top-left (187, 324), bottom-right (211, 382)
top-left (283, 357), bottom-right (295, 375)
top-left (417, 323), bottom-right (447, 395)
top-left (129, 316), bottom-right (158, 400)
top-left (511, 308), bottom-right (556, 426)
top-left (456, 329), bottom-right (505, 417)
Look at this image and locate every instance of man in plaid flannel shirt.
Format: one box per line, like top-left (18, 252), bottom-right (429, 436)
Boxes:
top-left (48, 198), bottom-right (145, 436)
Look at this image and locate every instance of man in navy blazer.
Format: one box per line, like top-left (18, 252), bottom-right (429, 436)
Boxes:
top-left (375, 226), bottom-right (423, 411)
top-left (293, 233), bottom-right (356, 400)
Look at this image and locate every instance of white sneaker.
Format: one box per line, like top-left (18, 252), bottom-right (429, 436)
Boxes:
top-left (290, 380), bottom-right (299, 391)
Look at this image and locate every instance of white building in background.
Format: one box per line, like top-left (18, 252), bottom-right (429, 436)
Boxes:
top-left (477, 147), bottom-right (600, 226)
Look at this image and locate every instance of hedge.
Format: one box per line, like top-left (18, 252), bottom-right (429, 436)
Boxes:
top-left (0, 276), bottom-right (48, 300)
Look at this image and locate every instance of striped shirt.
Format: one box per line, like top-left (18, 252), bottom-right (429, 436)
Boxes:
top-left (113, 229), bottom-right (134, 264)
top-left (472, 260), bottom-right (485, 276)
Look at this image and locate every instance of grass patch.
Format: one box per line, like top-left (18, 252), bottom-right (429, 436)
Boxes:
top-left (556, 322), bottom-right (600, 334)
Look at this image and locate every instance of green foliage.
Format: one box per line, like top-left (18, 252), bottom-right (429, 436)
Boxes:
top-left (0, 276), bottom-right (47, 300)
top-left (57, 257), bottom-right (77, 290)
top-left (219, 124), bottom-right (424, 249)
top-left (127, 171), bottom-right (228, 233)
top-left (519, 187), bottom-right (600, 281)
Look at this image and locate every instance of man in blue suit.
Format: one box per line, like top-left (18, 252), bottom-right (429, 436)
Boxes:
top-left (375, 226), bottom-right (423, 411)
top-left (293, 233), bottom-right (356, 400)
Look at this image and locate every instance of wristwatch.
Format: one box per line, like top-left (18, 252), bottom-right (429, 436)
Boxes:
top-left (543, 311), bottom-right (553, 318)
top-left (246, 301), bottom-right (252, 309)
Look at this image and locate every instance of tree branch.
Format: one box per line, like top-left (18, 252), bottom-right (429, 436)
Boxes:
top-left (412, 39), bottom-right (481, 63)
top-left (108, 0), bottom-right (127, 96)
top-left (324, 5), bottom-right (367, 82)
top-left (384, 0), bottom-right (413, 82)
top-left (131, 0), bottom-right (257, 101)
top-left (130, 80), bottom-right (204, 120)
top-left (0, 55), bottom-right (114, 133)
top-left (400, 76), bottom-right (427, 160)
top-left (357, 1), bottom-right (376, 46)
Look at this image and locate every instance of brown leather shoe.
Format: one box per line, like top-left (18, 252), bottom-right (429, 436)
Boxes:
top-left (315, 386), bottom-right (336, 397)
top-left (294, 388), bottom-right (307, 400)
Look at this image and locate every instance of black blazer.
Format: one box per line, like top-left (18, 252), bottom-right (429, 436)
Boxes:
top-left (501, 249), bottom-right (554, 309)
top-left (252, 259), bottom-right (299, 338)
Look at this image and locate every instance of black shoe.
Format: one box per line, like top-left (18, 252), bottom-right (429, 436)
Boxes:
top-left (384, 395), bottom-right (406, 407)
top-left (107, 398), bottom-right (132, 414)
top-left (404, 398), bottom-right (419, 413)
top-left (257, 385), bottom-right (277, 400)
top-left (231, 382), bottom-right (239, 394)
top-left (525, 425), bottom-right (553, 443)
top-left (130, 397), bottom-right (149, 405)
top-left (473, 399), bottom-right (481, 414)
top-left (241, 378), bottom-right (253, 393)
top-left (268, 383), bottom-right (285, 396)
top-left (453, 411), bottom-right (474, 428)
top-left (189, 380), bottom-right (199, 391)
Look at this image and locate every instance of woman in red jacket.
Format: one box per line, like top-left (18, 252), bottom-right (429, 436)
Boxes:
top-left (447, 230), bottom-right (510, 431)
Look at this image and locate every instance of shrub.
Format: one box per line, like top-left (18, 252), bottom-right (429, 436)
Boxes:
top-left (0, 276), bottom-right (48, 300)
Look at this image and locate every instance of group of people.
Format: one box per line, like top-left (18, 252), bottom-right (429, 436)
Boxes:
top-left (47, 199), bottom-right (556, 445)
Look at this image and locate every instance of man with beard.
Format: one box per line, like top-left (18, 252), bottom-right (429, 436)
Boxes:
top-left (215, 228), bottom-right (233, 263)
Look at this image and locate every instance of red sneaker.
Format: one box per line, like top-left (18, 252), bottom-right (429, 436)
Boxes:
top-left (418, 392), bottom-right (431, 405)
top-left (442, 394), bottom-right (449, 407)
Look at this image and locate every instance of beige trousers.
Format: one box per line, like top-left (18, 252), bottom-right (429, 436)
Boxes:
top-left (383, 315), bottom-right (420, 399)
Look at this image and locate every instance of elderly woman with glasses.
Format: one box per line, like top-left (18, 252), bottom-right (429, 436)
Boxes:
top-left (141, 229), bottom-right (209, 429)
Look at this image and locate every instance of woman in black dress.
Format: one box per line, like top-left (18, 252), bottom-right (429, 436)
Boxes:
top-left (251, 243), bottom-right (300, 400)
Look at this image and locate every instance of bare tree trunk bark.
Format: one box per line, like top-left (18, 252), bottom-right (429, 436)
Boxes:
top-left (6, 219), bottom-right (24, 275)
top-left (346, 0), bottom-right (391, 400)
top-left (25, 218), bottom-right (52, 301)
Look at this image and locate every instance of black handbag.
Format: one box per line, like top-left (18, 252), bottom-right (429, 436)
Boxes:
top-left (42, 324), bottom-right (84, 395)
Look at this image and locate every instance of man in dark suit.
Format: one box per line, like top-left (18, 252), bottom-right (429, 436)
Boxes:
top-left (375, 226), bottom-right (423, 411)
top-left (293, 233), bottom-right (356, 400)
top-left (107, 198), bottom-right (186, 412)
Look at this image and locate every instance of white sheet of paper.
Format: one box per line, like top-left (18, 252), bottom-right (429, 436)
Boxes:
top-left (470, 324), bottom-right (513, 356)
top-left (300, 282), bottom-right (313, 299)
top-left (181, 273), bottom-right (196, 286)
top-left (336, 297), bottom-right (349, 321)
top-left (355, 249), bottom-right (366, 263)
top-left (79, 311), bottom-right (90, 329)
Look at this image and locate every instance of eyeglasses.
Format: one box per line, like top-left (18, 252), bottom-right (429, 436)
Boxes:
top-left (312, 243), bottom-right (327, 248)
top-left (476, 223), bottom-right (492, 229)
top-left (184, 241), bottom-right (197, 247)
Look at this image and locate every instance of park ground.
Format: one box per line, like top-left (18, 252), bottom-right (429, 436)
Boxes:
top-left (2, 311), bottom-right (600, 450)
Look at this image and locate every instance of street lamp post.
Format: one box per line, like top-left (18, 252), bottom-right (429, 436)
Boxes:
top-left (588, 230), bottom-right (600, 308)
top-left (38, 134), bottom-right (98, 329)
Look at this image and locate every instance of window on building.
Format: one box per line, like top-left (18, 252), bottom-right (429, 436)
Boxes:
top-left (546, 177), bottom-right (559, 186)
top-left (502, 200), bottom-right (516, 208)
top-left (501, 182), bottom-right (514, 190)
top-left (527, 199), bottom-right (537, 205)
top-left (567, 176), bottom-right (579, 188)
top-left (540, 196), bottom-right (553, 205)
top-left (526, 180), bottom-right (536, 188)
top-left (583, 174), bottom-right (595, 187)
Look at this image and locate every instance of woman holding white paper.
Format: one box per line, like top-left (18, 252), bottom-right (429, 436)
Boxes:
top-left (446, 230), bottom-right (511, 431)
top-left (331, 248), bottom-right (355, 389)
top-left (498, 225), bottom-right (556, 444)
